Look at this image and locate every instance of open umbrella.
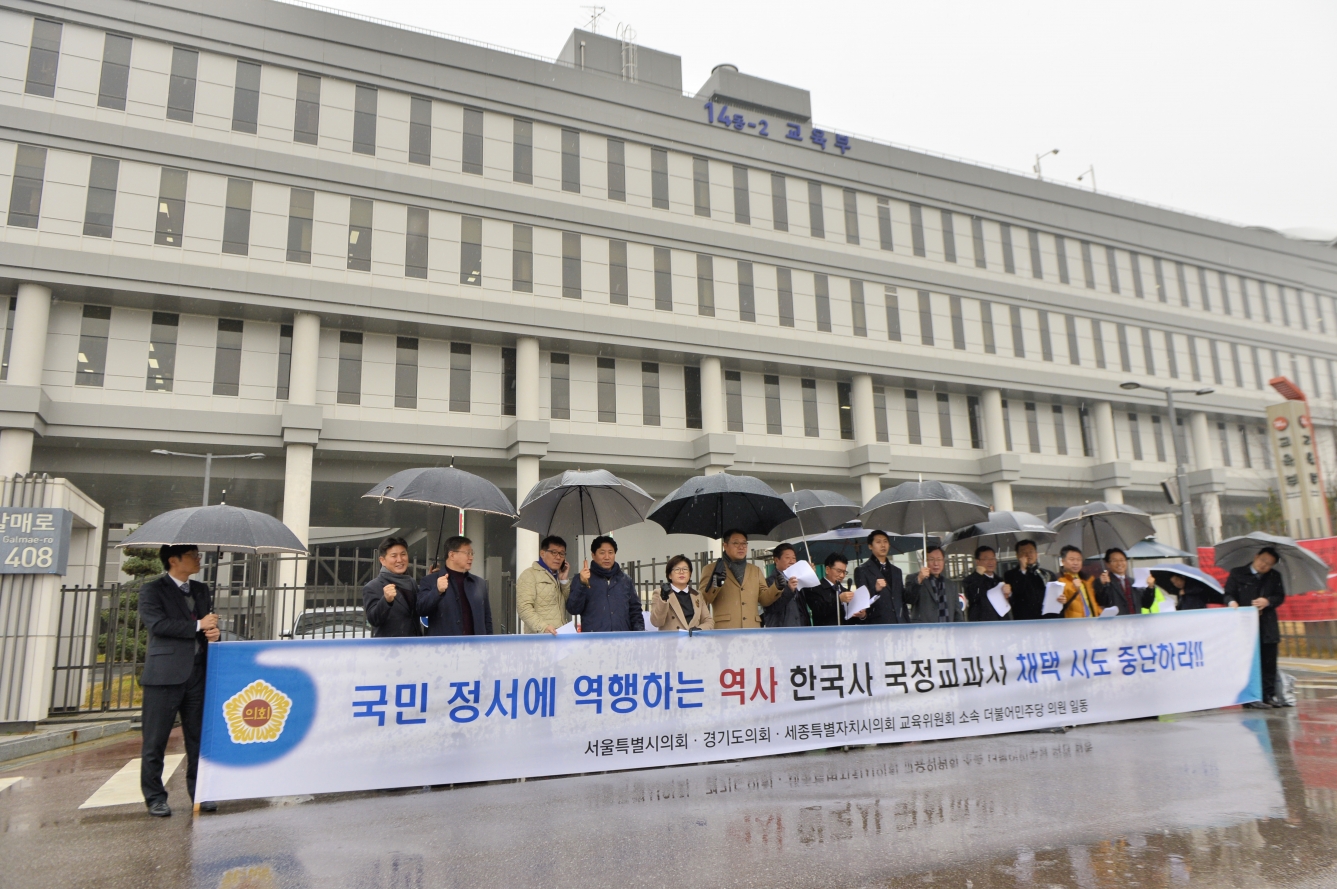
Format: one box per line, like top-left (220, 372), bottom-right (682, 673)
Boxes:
top-left (647, 473), bottom-right (794, 539)
top-left (1147, 564), bottom-right (1225, 597)
top-left (515, 470), bottom-right (654, 539)
top-left (768, 490), bottom-right (861, 546)
top-left (1214, 532), bottom-right (1330, 595)
top-left (1048, 502), bottom-right (1155, 556)
top-left (118, 504), bottom-right (307, 554)
top-left (1126, 538), bottom-right (1193, 560)
top-left (365, 466), bottom-right (517, 562)
top-left (860, 480), bottom-right (990, 536)
top-left (782, 524), bottom-right (940, 564)
top-left (944, 510), bottom-right (1053, 555)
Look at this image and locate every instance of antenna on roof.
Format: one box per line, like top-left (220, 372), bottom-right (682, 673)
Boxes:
top-left (582, 6), bottom-right (605, 34)
top-left (616, 22), bottom-right (637, 83)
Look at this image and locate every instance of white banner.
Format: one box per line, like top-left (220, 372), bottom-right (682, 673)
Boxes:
top-left (197, 609), bottom-right (1261, 801)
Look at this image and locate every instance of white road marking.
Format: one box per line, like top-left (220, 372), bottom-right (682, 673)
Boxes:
top-left (0, 776), bottom-right (23, 793)
top-left (79, 755), bottom-right (183, 809)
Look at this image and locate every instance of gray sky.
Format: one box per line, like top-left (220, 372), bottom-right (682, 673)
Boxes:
top-left (309, 0), bottom-right (1336, 235)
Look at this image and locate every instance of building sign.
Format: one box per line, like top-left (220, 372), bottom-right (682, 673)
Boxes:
top-left (0, 507), bottom-right (73, 574)
top-left (1267, 401), bottom-right (1332, 539)
top-left (703, 102), bottom-right (852, 154)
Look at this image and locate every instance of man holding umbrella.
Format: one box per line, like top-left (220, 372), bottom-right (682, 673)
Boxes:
top-left (1226, 547), bottom-right (1286, 708)
top-left (701, 530), bottom-right (779, 629)
top-left (419, 536), bottom-right (493, 636)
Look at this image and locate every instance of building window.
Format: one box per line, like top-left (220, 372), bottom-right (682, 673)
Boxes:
top-left (1130, 252), bottom-right (1145, 299)
top-left (725, 370), bottom-right (744, 432)
top-left (690, 156), bottom-right (710, 216)
top-left (392, 337), bottom-right (418, 409)
top-left (1175, 262), bottom-right (1190, 306)
top-left (1000, 223), bottom-right (1016, 274)
top-left (884, 286), bottom-right (901, 342)
top-left (450, 343), bottom-right (471, 412)
top-left (738, 261), bottom-right (756, 322)
top-left (1001, 399), bottom-right (1014, 451)
top-left (801, 379), bottom-right (819, 437)
top-left (968, 395), bottom-right (983, 449)
top-left (1153, 257), bottom-right (1168, 302)
top-left (1116, 324), bottom-right (1132, 372)
top-left (878, 198), bottom-right (894, 251)
top-left (905, 390), bottom-right (922, 445)
top-left (1091, 318), bottom-right (1107, 369)
top-left (937, 392), bottom-right (954, 447)
top-left (696, 254), bottom-right (714, 317)
top-left (502, 347), bottom-right (517, 417)
top-left (562, 232), bottom-right (582, 299)
top-left (405, 207), bottom-right (429, 279)
top-left (232, 61), bottom-right (261, 134)
top-left (1195, 266), bottom-right (1211, 312)
top-left (1127, 412), bottom-right (1144, 460)
top-left (276, 324), bottom-right (292, 400)
top-left (597, 356), bottom-right (616, 423)
top-left (1052, 405), bottom-right (1068, 455)
top-left (347, 198), bottom-right (373, 271)
top-left (25, 19), bottom-right (62, 98)
top-left (1065, 314), bottom-right (1081, 366)
top-left (609, 240), bottom-right (628, 305)
top-left (83, 156), bottom-right (119, 238)
top-left (844, 189), bottom-right (860, 245)
top-left (409, 97), bottom-right (432, 166)
top-left (1141, 327), bottom-right (1156, 376)
top-left (212, 319), bottom-right (244, 396)
top-left (337, 331), bottom-right (362, 404)
top-left (949, 296), bottom-right (966, 350)
top-left (1106, 246), bottom-right (1121, 293)
top-left (777, 268), bottom-right (795, 327)
top-left (807, 181), bottom-right (824, 239)
top-left (75, 305), bottom-right (111, 387)
top-left (460, 216), bottom-right (482, 285)
top-left (166, 47), bottom-right (199, 123)
top-left (1218, 271), bottom-right (1234, 316)
top-left (145, 312), bottom-right (178, 392)
top-left (462, 108), bottom-right (484, 175)
top-left (838, 381), bottom-right (854, 441)
top-left (764, 374), bottom-right (782, 435)
top-left (1238, 424), bottom-right (1252, 468)
top-left (733, 166), bottom-right (750, 224)
top-left (770, 172), bottom-right (789, 231)
top-left (1079, 404), bottom-right (1094, 457)
top-left (1152, 415), bottom-right (1167, 462)
top-left (351, 85), bottom-right (377, 155)
top-left (8, 145), bottom-right (47, 229)
top-left (1055, 234), bottom-right (1070, 284)
top-left (850, 280), bottom-right (867, 338)
top-left (1164, 330), bottom-right (1178, 378)
top-left (221, 179), bottom-right (252, 256)
top-left (941, 210), bottom-right (956, 263)
top-left (294, 73), bottom-right (321, 144)
top-left (684, 365), bottom-right (702, 429)
top-left (550, 353), bottom-right (570, 420)
top-left (980, 301), bottom-right (996, 354)
top-left (909, 203), bottom-right (926, 257)
top-left (561, 129), bottom-right (580, 193)
top-left (918, 291), bottom-right (934, 346)
top-left (286, 188), bottom-right (314, 263)
top-left (98, 33), bottom-right (132, 110)
top-left (1038, 311), bottom-right (1053, 362)
top-left (971, 216), bottom-right (986, 268)
top-left (651, 148), bottom-right (669, 209)
top-left (510, 224), bottom-right (533, 292)
top-left (1009, 306), bottom-right (1025, 358)
top-left (873, 386), bottom-right (889, 442)
top-left (154, 167), bottom-right (188, 246)
top-left (1028, 229), bottom-right (1043, 280)
top-left (1199, 337), bottom-right (1215, 384)
top-left (641, 362), bottom-right (660, 426)
top-left (653, 247), bottom-right (672, 311)
top-left (1081, 241), bottom-right (1096, 289)
top-left (510, 119), bottom-right (532, 183)
top-left (1024, 402), bottom-right (1041, 454)
top-left (814, 274), bottom-right (831, 332)
top-left (606, 138), bottom-right (625, 201)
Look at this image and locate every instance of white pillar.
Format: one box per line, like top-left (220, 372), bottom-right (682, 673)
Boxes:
top-left (281, 443), bottom-right (313, 546)
top-left (288, 312), bottom-right (320, 405)
top-left (1190, 411), bottom-right (1222, 544)
top-left (279, 312), bottom-right (321, 597)
top-left (850, 373), bottom-right (882, 503)
top-left (1093, 400), bottom-right (1123, 504)
top-left (980, 388), bottom-right (1013, 511)
top-left (700, 356), bottom-right (724, 436)
top-left (0, 283), bottom-right (52, 477)
top-left (514, 337), bottom-right (541, 570)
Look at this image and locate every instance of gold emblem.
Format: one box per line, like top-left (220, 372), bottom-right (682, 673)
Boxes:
top-left (223, 680), bottom-right (292, 744)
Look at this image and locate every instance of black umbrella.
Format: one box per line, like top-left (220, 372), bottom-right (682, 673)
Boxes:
top-left (118, 505), bottom-right (306, 554)
top-left (647, 473), bottom-right (795, 539)
top-left (1048, 502), bottom-right (1155, 555)
top-left (365, 466), bottom-right (517, 562)
top-left (515, 470), bottom-right (654, 539)
top-left (860, 479), bottom-right (991, 535)
top-left (1214, 532), bottom-right (1330, 595)
top-left (945, 510), bottom-right (1054, 555)
top-left (769, 490), bottom-right (862, 544)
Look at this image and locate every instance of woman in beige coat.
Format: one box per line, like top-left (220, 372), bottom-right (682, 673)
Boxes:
top-left (650, 555), bottom-right (714, 631)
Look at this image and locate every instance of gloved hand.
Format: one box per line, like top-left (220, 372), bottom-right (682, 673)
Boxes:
top-left (711, 559), bottom-right (727, 589)
top-left (660, 582), bottom-right (672, 601)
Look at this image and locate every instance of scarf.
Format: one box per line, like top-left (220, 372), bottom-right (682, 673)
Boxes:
top-left (727, 558), bottom-right (747, 585)
top-left (377, 567), bottom-right (417, 599)
top-left (928, 574), bottom-right (947, 622)
top-left (538, 560), bottom-right (561, 582)
top-left (590, 561), bottom-right (622, 581)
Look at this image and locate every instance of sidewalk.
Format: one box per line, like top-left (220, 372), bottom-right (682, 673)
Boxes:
top-left (0, 720), bottom-right (136, 764)
top-left (1280, 657), bottom-right (1337, 674)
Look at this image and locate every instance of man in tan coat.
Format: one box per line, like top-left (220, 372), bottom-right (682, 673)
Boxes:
top-left (516, 535), bottom-right (571, 634)
top-left (699, 529), bottom-right (779, 629)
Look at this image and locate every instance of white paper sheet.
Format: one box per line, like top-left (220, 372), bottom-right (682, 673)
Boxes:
top-left (1100, 606), bottom-right (1120, 617)
top-left (1133, 567), bottom-right (1153, 588)
top-left (1159, 597), bottom-right (1177, 612)
top-left (1042, 581), bottom-right (1066, 616)
top-left (782, 560), bottom-right (821, 590)
top-left (555, 620), bottom-right (578, 634)
top-left (844, 585), bottom-right (879, 619)
top-left (986, 583), bottom-right (1011, 617)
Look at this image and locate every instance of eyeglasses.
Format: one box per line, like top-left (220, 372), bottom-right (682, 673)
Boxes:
top-left (670, 565), bottom-right (692, 574)
top-left (543, 549), bottom-right (566, 558)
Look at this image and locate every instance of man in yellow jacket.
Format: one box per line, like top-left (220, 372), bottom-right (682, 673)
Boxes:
top-left (699, 529), bottom-right (779, 629)
top-left (516, 535), bottom-right (571, 634)
top-left (1056, 545), bottom-right (1102, 618)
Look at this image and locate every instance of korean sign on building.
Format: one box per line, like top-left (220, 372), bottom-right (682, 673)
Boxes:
top-left (1267, 400), bottom-right (1332, 539)
top-left (0, 507), bottom-right (73, 574)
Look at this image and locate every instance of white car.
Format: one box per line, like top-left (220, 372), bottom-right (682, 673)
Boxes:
top-left (285, 608), bottom-right (372, 640)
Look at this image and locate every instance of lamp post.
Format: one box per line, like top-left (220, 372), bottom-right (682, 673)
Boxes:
top-left (1119, 382), bottom-right (1213, 564)
top-left (1033, 148), bottom-right (1060, 180)
top-left (150, 449), bottom-right (265, 506)
top-left (1077, 165), bottom-right (1097, 193)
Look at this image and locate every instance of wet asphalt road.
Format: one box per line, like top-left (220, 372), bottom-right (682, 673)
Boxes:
top-left (2, 673), bottom-right (1335, 889)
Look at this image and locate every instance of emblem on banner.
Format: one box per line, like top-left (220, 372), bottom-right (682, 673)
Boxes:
top-left (224, 680), bottom-right (293, 744)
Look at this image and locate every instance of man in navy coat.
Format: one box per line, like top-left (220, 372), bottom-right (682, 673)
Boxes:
top-left (418, 535), bottom-right (492, 636)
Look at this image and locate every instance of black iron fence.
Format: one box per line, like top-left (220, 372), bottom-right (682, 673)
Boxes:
top-left (1281, 621), bottom-right (1337, 659)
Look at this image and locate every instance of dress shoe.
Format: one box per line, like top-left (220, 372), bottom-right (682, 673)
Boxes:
top-left (1243, 701), bottom-right (1272, 710)
top-left (199, 801), bottom-right (217, 812)
top-left (147, 800), bottom-right (172, 817)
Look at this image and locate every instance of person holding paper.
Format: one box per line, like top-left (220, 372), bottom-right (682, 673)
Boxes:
top-left (1226, 547), bottom-right (1286, 708)
top-left (855, 530), bottom-right (910, 624)
top-left (1096, 548), bottom-right (1152, 617)
top-left (1003, 539), bottom-right (1054, 621)
top-left (700, 530), bottom-right (779, 629)
top-left (964, 545), bottom-right (1011, 622)
top-left (762, 544), bottom-right (809, 627)
top-left (907, 546), bottom-right (964, 623)
top-left (650, 555), bottom-right (714, 631)
top-left (805, 553), bottom-right (860, 626)
top-left (566, 536), bottom-right (644, 633)
top-left (515, 535), bottom-right (571, 635)
top-left (1055, 545), bottom-right (1102, 618)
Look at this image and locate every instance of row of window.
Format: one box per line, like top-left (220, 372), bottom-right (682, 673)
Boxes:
top-left (17, 18), bottom-right (1330, 330)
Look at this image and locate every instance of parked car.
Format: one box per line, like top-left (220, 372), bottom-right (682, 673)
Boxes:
top-left (284, 608), bottom-right (372, 640)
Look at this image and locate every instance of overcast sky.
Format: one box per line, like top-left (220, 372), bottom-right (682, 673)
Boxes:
top-left (309, 0), bottom-right (1336, 236)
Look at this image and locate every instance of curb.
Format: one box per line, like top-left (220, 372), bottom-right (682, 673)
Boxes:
top-left (0, 720), bottom-right (136, 764)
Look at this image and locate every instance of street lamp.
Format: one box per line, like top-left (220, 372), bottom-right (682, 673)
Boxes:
top-left (1119, 382), bottom-right (1213, 563)
top-left (1077, 165), bottom-right (1096, 193)
top-left (1033, 148), bottom-right (1059, 179)
top-left (150, 449), bottom-right (265, 506)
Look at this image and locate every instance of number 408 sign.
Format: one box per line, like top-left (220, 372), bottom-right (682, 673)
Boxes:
top-left (0, 508), bottom-right (72, 574)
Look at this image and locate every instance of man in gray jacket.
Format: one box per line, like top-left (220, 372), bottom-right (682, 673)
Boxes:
top-left (906, 546), bottom-right (965, 623)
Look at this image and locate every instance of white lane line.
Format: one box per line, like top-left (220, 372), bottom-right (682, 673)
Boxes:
top-left (0, 776), bottom-right (23, 793)
top-left (79, 755), bottom-right (184, 809)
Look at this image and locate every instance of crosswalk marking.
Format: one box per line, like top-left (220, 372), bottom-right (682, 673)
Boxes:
top-left (79, 755), bottom-right (183, 809)
top-left (0, 776), bottom-right (22, 794)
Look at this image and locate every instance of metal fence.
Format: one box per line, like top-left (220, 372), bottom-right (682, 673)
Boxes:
top-left (1281, 621), bottom-right (1337, 659)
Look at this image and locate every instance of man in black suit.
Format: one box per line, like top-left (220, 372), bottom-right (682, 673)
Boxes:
top-left (418, 535), bottom-right (492, 636)
top-left (138, 544), bottom-right (218, 817)
top-left (804, 553), bottom-right (860, 626)
top-left (1226, 547), bottom-right (1287, 708)
top-left (854, 530), bottom-right (910, 625)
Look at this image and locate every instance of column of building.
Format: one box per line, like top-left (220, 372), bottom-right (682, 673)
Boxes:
top-left (978, 388), bottom-right (1017, 512)
top-left (0, 283), bottom-right (52, 476)
top-left (512, 336), bottom-right (542, 572)
top-left (1189, 411), bottom-right (1224, 544)
top-left (280, 313), bottom-right (322, 592)
top-left (849, 374), bottom-right (888, 505)
top-left (1091, 401), bottom-right (1128, 504)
